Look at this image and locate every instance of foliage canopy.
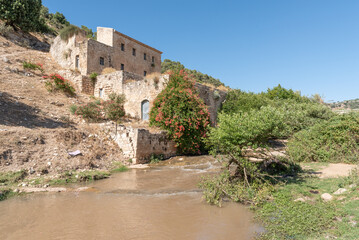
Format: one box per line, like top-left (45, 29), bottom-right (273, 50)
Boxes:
top-left (150, 70), bottom-right (210, 154)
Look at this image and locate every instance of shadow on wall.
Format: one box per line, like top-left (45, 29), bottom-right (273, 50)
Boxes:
top-left (0, 92), bottom-right (70, 129)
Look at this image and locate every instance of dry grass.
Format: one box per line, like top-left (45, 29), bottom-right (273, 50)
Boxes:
top-left (145, 72), bottom-right (161, 80)
top-left (101, 67), bottom-right (117, 75)
top-left (216, 85), bottom-right (229, 92)
top-left (123, 79), bottom-right (137, 84)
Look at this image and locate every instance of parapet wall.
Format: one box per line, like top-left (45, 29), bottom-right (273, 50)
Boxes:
top-left (101, 122), bottom-right (176, 164)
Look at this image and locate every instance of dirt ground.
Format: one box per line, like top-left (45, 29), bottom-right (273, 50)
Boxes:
top-left (301, 163), bottom-right (357, 178)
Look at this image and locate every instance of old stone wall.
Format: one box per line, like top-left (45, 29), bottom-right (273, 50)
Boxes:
top-left (122, 74), bottom-right (167, 119)
top-left (50, 34), bottom-right (88, 75)
top-left (101, 122), bottom-right (176, 164)
top-left (82, 76), bottom-right (95, 95)
top-left (136, 128), bottom-right (177, 163)
top-left (94, 71), bottom-right (124, 99)
top-left (86, 39), bottom-right (114, 75)
top-left (96, 27), bottom-right (162, 76)
top-left (57, 69), bottom-right (84, 93)
top-left (195, 83), bottom-right (227, 126)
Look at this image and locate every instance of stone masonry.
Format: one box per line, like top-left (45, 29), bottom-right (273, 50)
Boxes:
top-left (50, 27), bottom-right (162, 76)
top-left (101, 122), bottom-right (177, 164)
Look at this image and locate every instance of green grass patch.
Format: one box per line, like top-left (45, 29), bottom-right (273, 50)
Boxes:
top-left (48, 170), bottom-right (110, 185)
top-left (111, 162), bottom-right (128, 173)
top-left (0, 170), bottom-right (27, 185)
top-left (0, 188), bottom-right (18, 201)
top-left (257, 168), bottom-right (359, 239)
top-left (149, 154), bottom-right (164, 164)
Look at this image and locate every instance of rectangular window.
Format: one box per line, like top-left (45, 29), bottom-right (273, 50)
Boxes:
top-left (121, 43), bottom-right (125, 51)
top-left (144, 71), bottom-right (147, 77)
top-left (75, 55), bottom-right (79, 68)
top-left (99, 88), bottom-right (103, 98)
top-left (144, 53), bottom-right (147, 60)
top-left (121, 64), bottom-right (124, 70)
top-left (152, 56), bottom-right (155, 63)
top-left (99, 57), bottom-right (104, 66)
top-left (132, 48), bottom-right (136, 56)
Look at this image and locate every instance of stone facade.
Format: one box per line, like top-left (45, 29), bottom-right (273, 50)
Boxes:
top-left (101, 122), bottom-right (177, 164)
top-left (94, 71), bottom-right (167, 119)
top-left (50, 27), bottom-right (162, 76)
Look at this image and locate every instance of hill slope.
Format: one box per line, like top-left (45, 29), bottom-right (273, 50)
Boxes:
top-left (0, 34), bottom-right (125, 177)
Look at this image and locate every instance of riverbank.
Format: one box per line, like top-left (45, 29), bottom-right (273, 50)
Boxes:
top-left (255, 163), bottom-right (359, 239)
top-left (0, 162), bottom-right (130, 201)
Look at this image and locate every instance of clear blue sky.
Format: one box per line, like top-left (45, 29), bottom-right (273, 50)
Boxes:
top-left (43, 0), bottom-right (359, 102)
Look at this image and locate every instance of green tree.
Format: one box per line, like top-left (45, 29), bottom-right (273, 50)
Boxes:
top-left (0, 0), bottom-right (44, 31)
top-left (52, 12), bottom-right (69, 26)
top-left (81, 25), bottom-right (95, 39)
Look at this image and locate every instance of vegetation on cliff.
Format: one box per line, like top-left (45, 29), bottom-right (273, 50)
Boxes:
top-left (161, 59), bottom-right (225, 87)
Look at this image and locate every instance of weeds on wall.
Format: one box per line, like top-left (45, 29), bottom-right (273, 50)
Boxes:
top-left (59, 25), bottom-right (82, 41)
top-left (89, 72), bottom-right (98, 85)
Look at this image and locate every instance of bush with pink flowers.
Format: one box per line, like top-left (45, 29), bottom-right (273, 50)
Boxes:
top-left (43, 74), bottom-right (75, 96)
top-left (150, 70), bottom-right (210, 154)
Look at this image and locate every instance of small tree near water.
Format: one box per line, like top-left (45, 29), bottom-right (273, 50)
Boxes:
top-left (149, 70), bottom-right (210, 155)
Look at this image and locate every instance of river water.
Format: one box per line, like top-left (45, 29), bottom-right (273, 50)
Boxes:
top-left (0, 156), bottom-right (260, 240)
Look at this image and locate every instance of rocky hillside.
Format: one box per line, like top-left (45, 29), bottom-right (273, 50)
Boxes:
top-left (330, 98), bottom-right (359, 110)
top-left (0, 33), bottom-right (125, 178)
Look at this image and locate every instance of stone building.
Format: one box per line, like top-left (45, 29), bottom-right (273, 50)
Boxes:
top-left (50, 27), bottom-right (227, 162)
top-left (50, 27), bottom-right (162, 76)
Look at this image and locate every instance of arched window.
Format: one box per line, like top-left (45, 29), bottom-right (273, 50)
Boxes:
top-left (141, 100), bottom-right (150, 120)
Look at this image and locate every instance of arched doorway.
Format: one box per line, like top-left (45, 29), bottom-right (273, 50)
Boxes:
top-left (141, 100), bottom-right (150, 120)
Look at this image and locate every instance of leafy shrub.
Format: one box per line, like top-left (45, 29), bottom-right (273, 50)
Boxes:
top-left (59, 25), bottom-right (82, 41)
top-left (287, 113), bottom-right (359, 163)
top-left (103, 93), bottom-right (126, 121)
top-left (0, 22), bottom-right (13, 36)
top-left (149, 154), bottom-right (164, 164)
top-left (75, 102), bottom-right (102, 122)
top-left (89, 72), bottom-right (98, 84)
top-left (221, 90), bottom-right (271, 114)
top-left (52, 12), bottom-right (69, 26)
top-left (81, 25), bottom-right (95, 39)
top-left (43, 74), bottom-right (75, 96)
top-left (73, 93), bottom-right (125, 123)
top-left (23, 61), bottom-right (44, 73)
top-left (209, 107), bottom-right (285, 154)
top-left (265, 84), bottom-right (308, 102)
top-left (69, 104), bottom-right (77, 114)
top-left (199, 171), bottom-right (273, 207)
top-left (150, 70), bottom-right (210, 154)
top-left (270, 100), bottom-right (334, 138)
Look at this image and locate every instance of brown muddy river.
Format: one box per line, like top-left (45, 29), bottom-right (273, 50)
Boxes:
top-left (0, 156), bottom-right (261, 240)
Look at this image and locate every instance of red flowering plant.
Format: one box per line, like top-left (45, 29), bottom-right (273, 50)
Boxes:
top-left (150, 70), bottom-right (210, 154)
top-left (43, 74), bottom-right (76, 96)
